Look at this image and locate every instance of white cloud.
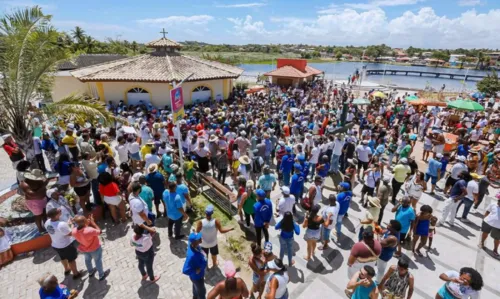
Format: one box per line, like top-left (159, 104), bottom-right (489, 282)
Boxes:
top-left (227, 7), bottom-right (500, 49)
top-left (335, 0), bottom-right (425, 10)
top-left (137, 15), bottom-right (214, 26)
top-left (216, 2), bottom-right (266, 8)
top-left (317, 4), bottom-right (340, 14)
top-left (458, 0), bottom-right (481, 6)
top-left (1, 1), bottom-right (57, 11)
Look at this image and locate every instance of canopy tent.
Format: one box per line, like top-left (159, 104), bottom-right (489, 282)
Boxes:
top-left (447, 99), bottom-right (485, 111)
top-left (405, 95), bottom-right (418, 101)
top-left (371, 91), bottom-right (387, 99)
top-left (408, 98), bottom-right (447, 107)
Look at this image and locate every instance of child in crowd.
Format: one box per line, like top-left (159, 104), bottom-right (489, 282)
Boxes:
top-left (412, 205), bottom-right (433, 256)
top-left (427, 215), bottom-right (438, 251)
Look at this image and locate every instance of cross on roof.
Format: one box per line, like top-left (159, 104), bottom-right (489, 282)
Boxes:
top-left (160, 28), bottom-right (168, 38)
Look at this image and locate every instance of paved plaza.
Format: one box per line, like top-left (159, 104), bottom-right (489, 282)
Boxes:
top-left (1, 140), bottom-right (500, 298)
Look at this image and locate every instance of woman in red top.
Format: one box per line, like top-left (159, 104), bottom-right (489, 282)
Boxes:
top-left (1, 134), bottom-right (25, 170)
top-left (98, 172), bottom-right (126, 223)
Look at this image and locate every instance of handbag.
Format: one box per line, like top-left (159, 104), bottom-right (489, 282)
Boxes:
top-left (300, 186), bottom-right (315, 211)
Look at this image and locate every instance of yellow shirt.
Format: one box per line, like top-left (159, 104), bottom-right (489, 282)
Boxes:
top-left (61, 135), bottom-right (76, 148)
top-left (393, 164), bottom-right (411, 183)
top-left (140, 145), bottom-right (152, 159)
top-left (184, 160), bottom-right (195, 171)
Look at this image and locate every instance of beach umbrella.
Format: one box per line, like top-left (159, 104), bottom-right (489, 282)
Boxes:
top-left (447, 99), bottom-right (485, 111)
top-left (371, 91), bottom-right (387, 99)
top-left (352, 98), bottom-right (371, 105)
top-left (405, 95), bottom-right (419, 101)
top-left (470, 92), bottom-right (485, 99)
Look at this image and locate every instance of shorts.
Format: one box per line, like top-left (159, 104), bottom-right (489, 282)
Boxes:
top-left (424, 144), bottom-right (433, 151)
top-left (481, 221), bottom-right (500, 240)
top-left (25, 199), bottom-right (47, 216)
top-left (322, 227), bottom-right (332, 242)
top-left (358, 160), bottom-right (369, 171)
top-left (304, 228), bottom-right (321, 241)
top-left (424, 173), bottom-right (438, 185)
top-left (130, 152), bottom-right (141, 161)
top-left (103, 195), bottom-right (122, 206)
top-left (399, 232), bottom-right (407, 243)
top-left (445, 177), bottom-right (458, 188)
top-left (54, 242), bottom-right (78, 262)
top-left (361, 185), bottom-right (375, 196)
top-left (154, 195), bottom-right (162, 205)
top-left (74, 183), bottom-right (90, 196)
top-left (437, 284), bottom-right (456, 299)
top-left (201, 245), bottom-right (219, 256)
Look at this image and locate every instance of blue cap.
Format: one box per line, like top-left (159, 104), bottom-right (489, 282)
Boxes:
top-left (188, 232), bottom-right (202, 243)
top-left (285, 146), bottom-right (292, 152)
top-left (294, 163), bottom-right (302, 171)
top-left (256, 189), bottom-right (266, 198)
top-left (264, 123), bottom-right (270, 127)
top-left (205, 204), bottom-right (214, 214)
top-left (340, 182), bottom-right (351, 191)
top-left (297, 154), bottom-right (306, 162)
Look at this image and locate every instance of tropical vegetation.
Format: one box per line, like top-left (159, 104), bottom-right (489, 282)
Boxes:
top-left (0, 6), bottom-right (114, 157)
top-left (477, 70), bottom-right (500, 97)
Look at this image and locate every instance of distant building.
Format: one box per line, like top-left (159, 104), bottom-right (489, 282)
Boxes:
top-left (449, 54), bottom-right (466, 66)
top-left (485, 52), bottom-right (500, 66)
top-left (422, 52), bottom-right (433, 58)
top-left (263, 58), bottom-right (323, 87)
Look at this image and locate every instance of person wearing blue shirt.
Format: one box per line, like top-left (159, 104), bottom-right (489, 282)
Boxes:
top-left (336, 182), bottom-right (353, 239)
top-left (182, 232), bottom-right (208, 299)
top-left (368, 136), bottom-right (376, 153)
top-left (440, 172), bottom-right (468, 227)
top-left (258, 166), bottom-right (277, 198)
top-left (297, 154), bottom-right (310, 181)
top-left (162, 182), bottom-right (187, 239)
top-left (275, 211), bottom-right (300, 266)
top-left (161, 149), bottom-right (174, 174)
top-left (425, 153), bottom-right (443, 194)
top-left (289, 164), bottom-right (305, 205)
top-left (146, 165), bottom-right (166, 218)
top-left (175, 175), bottom-right (192, 211)
top-left (456, 142), bottom-right (469, 158)
top-left (392, 197), bottom-right (416, 257)
top-left (253, 189), bottom-right (273, 246)
top-left (280, 147), bottom-right (295, 186)
top-left (317, 155), bottom-right (330, 179)
top-left (440, 154), bottom-right (450, 178)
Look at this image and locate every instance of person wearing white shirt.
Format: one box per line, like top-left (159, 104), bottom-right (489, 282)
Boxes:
top-left (356, 140), bottom-right (372, 179)
top-left (144, 148), bottom-right (161, 173)
top-left (115, 136), bottom-right (129, 164)
top-left (319, 195), bottom-right (339, 249)
top-left (309, 143), bottom-right (320, 178)
top-left (479, 198), bottom-right (500, 255)
top-left (140, 124), bottom-right (151, 146)
top-left (33, 136), bottom-right (47, 173)
top-left (129, 182), bottom-right (153, 226)
top-left (276, 186), bottom-right (295, 217)
top-left (469, 126), bottom-right (481, 143)
top-left (346, 112), bottom-right (355, 122)
top-left (44, 207), bottom-right (82, 279)
top-left (46, 188), bottom-right (75, 222)
top-left (330, 135), bottom-right (345, 173)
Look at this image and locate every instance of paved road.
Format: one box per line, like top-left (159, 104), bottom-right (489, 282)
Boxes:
top-left (0, 150), bottom-right (16, 191)
top-left (1, 138), bottom-right (500, 298)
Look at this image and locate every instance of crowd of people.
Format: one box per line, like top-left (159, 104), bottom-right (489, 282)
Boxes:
top-left (1, 78), bottom-right (499, 299)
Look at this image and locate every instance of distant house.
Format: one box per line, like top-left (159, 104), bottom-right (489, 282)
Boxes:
top-left (393, 48), bottom-right (407, 57)
top-left (485, 52), bottom-right (500, 66)
top-left (449, 54), bottom-right (466, 66)
top-left (422, 52), bottom-right (433, 58)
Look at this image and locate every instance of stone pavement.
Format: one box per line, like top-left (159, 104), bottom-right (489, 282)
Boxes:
top-left (0, 149), bottom-right (16, 191)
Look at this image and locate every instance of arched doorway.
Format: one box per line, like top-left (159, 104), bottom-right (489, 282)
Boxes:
top-left (191, 86), bottom-right (211, 104)
top-left (126, 87), bottom-right (150, 106)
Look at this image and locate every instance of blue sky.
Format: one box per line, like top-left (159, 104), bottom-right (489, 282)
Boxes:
top-left (1, 0), bottom-right (499, 48)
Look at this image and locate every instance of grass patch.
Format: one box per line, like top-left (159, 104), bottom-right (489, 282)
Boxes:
top-left (190, 195), bottom-right (234, 227)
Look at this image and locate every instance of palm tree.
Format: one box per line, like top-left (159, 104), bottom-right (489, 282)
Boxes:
top-left (71, 26), bottom-right (85, 43)
top-left (0, 6), bottom-right (114, 158)
top-left (131, 41), bottom-right (138, 55)
top-left (84, 35), bottom-right (96, 53)
top-left (476, 52), bottom-right (484, 70)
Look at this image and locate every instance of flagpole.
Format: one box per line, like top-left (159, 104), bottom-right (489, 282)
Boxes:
top-left (172, 72), bottom-right (194, 167)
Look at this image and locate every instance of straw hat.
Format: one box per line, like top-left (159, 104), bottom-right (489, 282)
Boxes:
top-left (367, 196), bottom-right (381, 208)
top-left (209, 135), bottom-right (218, 143)
top-left (238, 155), bottom-right (251, 165)
top-left (24, 169), bottom-right (46, 181)
top-left (148, 164), bottom-right (158, 173)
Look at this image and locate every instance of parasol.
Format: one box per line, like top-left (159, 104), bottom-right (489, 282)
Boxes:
top-left (447, 99), bottom-right (485, 111)
top-left (352, 98), bottom-right (371, 105)
top-left (405, 95), bottom-right (419, 101)
top-left (371, 91), bottom-right (387, 99)
top-left (408, 98), bottom-right (447, 107)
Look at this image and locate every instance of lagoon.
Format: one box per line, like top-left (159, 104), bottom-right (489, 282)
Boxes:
top-left (238, 62), bottom-right (492, 91)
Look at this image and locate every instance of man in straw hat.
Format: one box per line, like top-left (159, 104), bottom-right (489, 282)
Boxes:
top-left (20, 169), bottom-right (48, 233)
top-left (145, 164), bottom-right (166, 218)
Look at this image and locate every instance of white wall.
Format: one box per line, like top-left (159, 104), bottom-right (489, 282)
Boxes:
top-left (52, 76), bottom-right (91, 102)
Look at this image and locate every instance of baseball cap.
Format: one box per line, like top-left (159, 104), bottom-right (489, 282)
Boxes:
top-left (340, 182), bottom-right (351, 191)
top-left (297, 155), bottom-right (306, 162)
top-left (205, 204), bottom-right (214, 214)
top-left (281, 186), bottom-right (290, 195)
top-left (436, 153), bottom-right (443, 159)
top-left (285, 146), bottom-right (292, 152)
top-left (188, 232), bottom-right (202, 243)
top-left (457, 155), bottom-right (466, 162)
top-left (256, 189), bottom-right (266, 198)
top-left (294, 163), bottom-right (303, 171)
top-left (399, 158), bottom-right (408, 164)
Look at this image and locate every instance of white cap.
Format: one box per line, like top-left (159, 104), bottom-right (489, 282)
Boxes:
top-left (436, 153), bottom-right (443, 159)
top-left (457, 155), bottom-right (466, 162)
top-left (281, 186), bottom-right (290, 195)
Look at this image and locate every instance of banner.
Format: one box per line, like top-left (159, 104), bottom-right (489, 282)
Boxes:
top-left (170, 87), bottom-right (185, 123)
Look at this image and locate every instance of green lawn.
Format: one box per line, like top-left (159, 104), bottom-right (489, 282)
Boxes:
top-left (182, 51), bottom-right (301, 64)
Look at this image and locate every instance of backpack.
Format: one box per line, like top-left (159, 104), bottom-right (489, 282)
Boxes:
top-left (300, 186), bottom-right (316, 211)
top-left (252, 157), bottom-right (262, 173)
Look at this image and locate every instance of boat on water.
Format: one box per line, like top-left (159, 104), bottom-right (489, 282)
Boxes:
top-left (411, 63), bottom-right (427, 67)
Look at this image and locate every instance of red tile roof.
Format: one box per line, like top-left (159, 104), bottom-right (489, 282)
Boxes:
top-left (264, 65), bottom-right (323, 78)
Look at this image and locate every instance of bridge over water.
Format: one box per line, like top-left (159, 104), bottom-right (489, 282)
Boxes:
top-left (366, 69), bottom-right (486, 81)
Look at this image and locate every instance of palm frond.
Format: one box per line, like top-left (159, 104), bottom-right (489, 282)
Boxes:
top-left (45, 94), bottom-right (115, 126)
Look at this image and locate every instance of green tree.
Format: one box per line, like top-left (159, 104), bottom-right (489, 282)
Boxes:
top-left (0, 6), bottom-right (114, 157)
top-left (131, 41), bottom-right (138, 55)
top-left (458, 56), bottom-right (468, 69)
top-left (477, 70), bottom-right (500, 97)
top-left (84, 36), bottom-right (96, 53)
top-left (431, 51), bottom-right (449, 67)
top-left (476, 52), bottom-right (484, 70)
top-left (71, 26), bottom-right (85, 44)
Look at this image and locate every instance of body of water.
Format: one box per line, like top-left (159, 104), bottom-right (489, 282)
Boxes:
top-left (239, 62), bottom-right (492, 92)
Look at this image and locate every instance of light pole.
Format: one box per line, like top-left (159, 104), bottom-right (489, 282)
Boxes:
top-left (171, 72), bottom-right (194, 166)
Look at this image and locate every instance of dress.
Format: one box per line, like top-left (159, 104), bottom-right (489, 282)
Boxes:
top-left (383, 270), bottom-right (410, 298)
top-left (415, 219), bottom-right (430, 236)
